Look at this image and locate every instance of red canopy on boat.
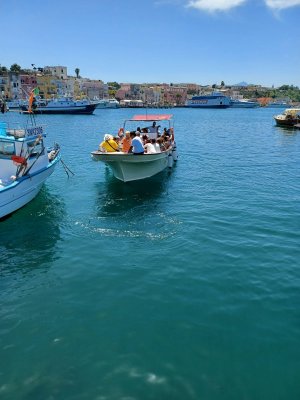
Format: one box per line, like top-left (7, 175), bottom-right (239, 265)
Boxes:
top-left (129, 114), bottom-right (173, 121)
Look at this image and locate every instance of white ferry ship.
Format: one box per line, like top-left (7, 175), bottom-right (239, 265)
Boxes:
top-left (185, 92), bottom-right (231, 108)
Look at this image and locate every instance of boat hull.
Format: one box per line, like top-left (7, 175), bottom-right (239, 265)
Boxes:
top-left (267, 103), bottom-right (290, 108)
top-left (186, 104), bottom-right (230, 109)
top-left (186, 93), bottom-right (231, 108)
top-left (95, 101), bottom-right (119, 109)
top-left (274, 117), bottom-right (299, 127)
top-left (21, 104), bottom-right (97, 115)
top-left (0, 155), bottom-right (60, 219)
top-left (230, 101), bottom-right (259, 108)
top-left (91, 150), bottom-right (174, 182)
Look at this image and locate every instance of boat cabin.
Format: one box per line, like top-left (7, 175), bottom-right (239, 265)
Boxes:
top-left (282, 108), bottom-right (300, 117)
top-left (122, 114), bottom-right (174, 139)
top-left (0, 122), bottom-right (49, 185)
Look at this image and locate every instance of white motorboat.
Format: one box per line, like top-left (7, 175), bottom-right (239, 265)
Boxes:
top-left (274, 108), bottom-right (300, 127)
top-left (267, 101), bottom-right (291, 108)
top-left (230, 98), bottom-right (260, 108)
top-left (0, 120), bottom-right (60, 219)
top-left (95, 99), bottom-right (120, 109)
top-left (91, 114), bottom-right (178, 182)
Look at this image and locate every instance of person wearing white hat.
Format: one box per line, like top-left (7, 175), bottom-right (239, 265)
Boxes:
top-left (99, 134), bottom-right (119, 152)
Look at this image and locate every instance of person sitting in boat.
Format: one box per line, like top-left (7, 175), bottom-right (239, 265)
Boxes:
top-left (121, 131), bottom-right (131, 153)
top-left (163, 127), bottom-right (171, 138)
top-left (142, 134), bottom-right (149, 144)
top-left (118, 127), bottom-right (124, 139)
top-left (99, 134), bottom-right (119, 152)
top-left (144, 139), bottom-right (156, 154)
top-left (153, 139), bottom-right (161, 153)
top-left (147, 121), bottom-right (158, 139)
top-left (156, 136), bottom-right (166, 151)
top-left (113, 136), bottom-right (122, 147)
top-left (163, 135), bottom-right (171, 150)
top-left (128, 132), bottom-right (144, 154)
top-left (135, 131), bottom-right (144, 145)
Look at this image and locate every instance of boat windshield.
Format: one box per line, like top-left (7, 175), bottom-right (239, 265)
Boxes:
top-left (284, 108), bottom-right (300, 116)
top-left (0, 140), bottom-right (15, 158)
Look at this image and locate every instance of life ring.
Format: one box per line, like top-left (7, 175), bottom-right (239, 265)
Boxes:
top-left (11, 155), bottom-right (27, 166)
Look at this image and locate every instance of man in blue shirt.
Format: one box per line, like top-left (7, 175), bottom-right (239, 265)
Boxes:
top-left (128, 132), bottom-right (144, 154)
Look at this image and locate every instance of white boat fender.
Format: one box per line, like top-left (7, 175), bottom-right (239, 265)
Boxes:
top-left (172, 142), bottom-right (178, 161)
top-left (168, 153), bottom-right (173, 168)
top-left (48, 150), bottom-right (57, 160)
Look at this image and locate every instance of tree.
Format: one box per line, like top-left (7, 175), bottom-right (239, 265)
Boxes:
top-left (212, 84), bottom-right (216, 89)
top-left (221, 81), bottom-right (225, 87)
top-left (175, 93), bottom-right (182, 105)
top-left (75, 68), bottom-right (80, 78)
top-left (10, 63), bottom-right (21, 73)
top-left (107, 81), bottom-right (121, 90)
top-left (109, 89), bottom-right (117, 98)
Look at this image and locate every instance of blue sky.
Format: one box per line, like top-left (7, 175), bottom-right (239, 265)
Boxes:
top-left (1, 0), bottom-right (300, 87)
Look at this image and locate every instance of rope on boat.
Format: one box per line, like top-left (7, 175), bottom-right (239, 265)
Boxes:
top-left (60, 159), bottom-right (75, 178)
top-left (21, 145), bottom-right (45, 177)
top-left (16, 135), bottom-right (43, 178)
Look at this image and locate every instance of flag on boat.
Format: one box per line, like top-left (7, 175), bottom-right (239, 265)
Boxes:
top-left (28, 87), bottom-right (39, 113)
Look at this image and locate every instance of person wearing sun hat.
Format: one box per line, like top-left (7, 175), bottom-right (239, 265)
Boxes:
top-left (99, 134), bottom-right (120, 152)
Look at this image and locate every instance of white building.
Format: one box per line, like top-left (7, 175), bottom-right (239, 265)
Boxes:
top-left (44, 66), bottom-right (68, 80)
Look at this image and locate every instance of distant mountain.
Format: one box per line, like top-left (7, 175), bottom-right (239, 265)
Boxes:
top-left (233, 82), bottom-right (249, 87)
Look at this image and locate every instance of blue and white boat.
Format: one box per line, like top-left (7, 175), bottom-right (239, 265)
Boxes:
top-left (95, 99), bottom-right (120, 109)
top-left (0, 120), bottom-right (60, 219)
top-left (230, 98), bottom-right (260, 108)
top-left (185, 92), bottom-right (231, 108)
top-left (5, 99), bottom-right (27, 110)
top-left (21, 96), bottom-right (97, 115)
top-left (266, 101), bottom-right (291, 108)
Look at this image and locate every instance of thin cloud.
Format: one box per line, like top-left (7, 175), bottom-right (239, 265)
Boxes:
top-left (265, 0), bottom-right (300, 9)
top-left (185, 0), bottom-right (300, 12)
top-left (187, 0), bottom-right (247, 12)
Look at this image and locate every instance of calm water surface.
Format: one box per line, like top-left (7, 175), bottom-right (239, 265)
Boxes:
top-left (1, 108), bottom-right (300, 400)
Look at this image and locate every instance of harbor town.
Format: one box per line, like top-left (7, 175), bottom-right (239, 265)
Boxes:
top-left (1, 64), bottom-right (300, 108)
top-left (2, 0), bottom-right (300, 398)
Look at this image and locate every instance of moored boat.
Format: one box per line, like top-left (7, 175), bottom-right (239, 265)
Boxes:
top-left (267, 101), bottom-right (291, 108)
top-left (0, 120), bottom-right (60, 218)
top-left (91, 114), bottom-right (178, 182)
top-left (5, 99), bottom-right (27, 110)
top-left (95, 99), bottom-right (120, 109)
top-left (21, 96), bottom-right (97, 115)
top-left (230, 98), bottom-right (260, 108)
top-left (185, 91), bottom-right (230, 108)
top-left (274, 108), bottom-right (300, 127)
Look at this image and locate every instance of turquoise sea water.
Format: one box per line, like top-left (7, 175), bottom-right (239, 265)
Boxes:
top-left (0, 107), bottom-right (300, 400)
